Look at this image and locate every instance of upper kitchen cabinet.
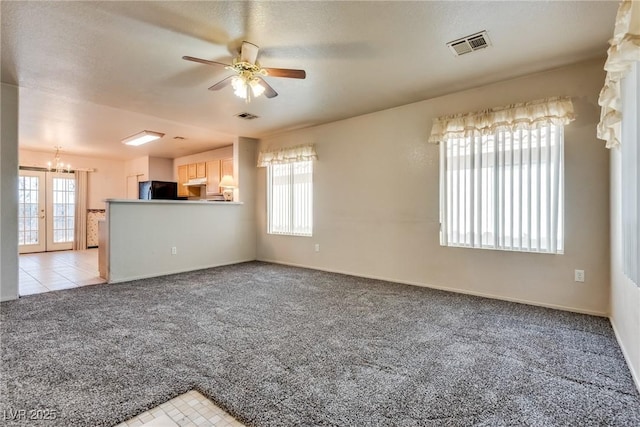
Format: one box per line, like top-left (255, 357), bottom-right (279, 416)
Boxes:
top-left (177, 165), bottom-right (188, 197)
top-left (187, 162), bottom-right (205, 179)
top-left (177, 158), bottom-right (233, 198)
top-left (221, 158), bottom-right (233, 178)
top-left (187, 163), bottom-right (196, 179)
top-left (196, 162), bottom-right (206, 178)
top-left (205, 160), bottom-right (221, 195)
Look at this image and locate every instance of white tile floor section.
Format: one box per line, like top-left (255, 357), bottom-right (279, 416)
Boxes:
top-left (19, 248), bottom-right (105, 295)
top-left (115, 390), bottom-right (245, 427)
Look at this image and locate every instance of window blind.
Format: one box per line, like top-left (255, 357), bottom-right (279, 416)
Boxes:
top-left (432, 97), bottom-right (574, 254)
top-left (440, 126), bottom-right (564, 253)
top-left (267, 161), bottom-right (313, 236)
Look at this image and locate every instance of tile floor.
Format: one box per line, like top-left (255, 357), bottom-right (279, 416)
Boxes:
top-left (19, 248), bottom-right (105, 295)
top-left (115, 390), bottom-right (245, 427)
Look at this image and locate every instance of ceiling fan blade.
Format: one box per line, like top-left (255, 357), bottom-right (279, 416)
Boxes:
top-left (263, 68), bottom-right (306, 79)
top-left (182, 55), bottom-right (230, 68)
top-left (240, 41), bottom-right (259, 64)
top-left (256, 77), bottom-right (278, 98)
top-left (208, 75), bottom-right (235, 91)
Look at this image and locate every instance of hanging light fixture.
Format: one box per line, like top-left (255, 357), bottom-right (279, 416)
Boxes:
top-left (226, 60), bottom-right (267, 103)
top-left (47, 146), bottom-right (71, 173)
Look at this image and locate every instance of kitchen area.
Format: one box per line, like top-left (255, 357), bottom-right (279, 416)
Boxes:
top-left (177, 157), bottom-right (234, 201)
top-left (131, 144), bottom-right (236, 202)
top-left (99, 137), bottom-right (258, 284)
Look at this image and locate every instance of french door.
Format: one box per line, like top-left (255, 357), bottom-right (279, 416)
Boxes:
top-left (18, 170), bottom-right (76, 254)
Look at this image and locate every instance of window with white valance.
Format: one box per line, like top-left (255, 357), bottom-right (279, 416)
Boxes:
top-left (430, 97), bottom-right (575, 253)
top-left (598, 0), bottom-right (639, 286)
top-left (259, 144), bottom-right (317, 237)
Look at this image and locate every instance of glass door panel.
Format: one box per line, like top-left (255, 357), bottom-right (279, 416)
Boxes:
top-left (18, 171), bottom-right (46, 253)
top-left (18, 170), bottom-right (76, 253)
top-left (46, 172), bottom-right (75, 251)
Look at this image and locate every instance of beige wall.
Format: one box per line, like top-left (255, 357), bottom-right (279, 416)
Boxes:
top-left (1, 83), bottom-right (19, 301)
top-left (256, 57), bottom-right (610, 315)
top-left (610, 63), bottom-right (640, 390)
top-left (148, 157), bottom-right (173, 181)
top-left (19, 149), bottom-right (126, 209)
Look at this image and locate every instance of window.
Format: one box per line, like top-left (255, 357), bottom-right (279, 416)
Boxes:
top-left (596, 0), bottom-right (639, 286)
top-left (431, 97), bottom-right (574, 254)
top-left (267, 161), bottom-right (313, 236)
top-left (619, 62), bottom-right (638, 285)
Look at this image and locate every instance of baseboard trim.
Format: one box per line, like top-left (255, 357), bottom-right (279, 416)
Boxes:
top-left (258, 258), bottom-right (608, 317)
top-left (609, 317), bottom-right (640, 394)
top-left (108, 258), bottom-right (256, 284)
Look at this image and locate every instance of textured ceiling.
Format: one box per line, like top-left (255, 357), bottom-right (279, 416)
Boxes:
top-left (1, 1), bottom-right (617, 160)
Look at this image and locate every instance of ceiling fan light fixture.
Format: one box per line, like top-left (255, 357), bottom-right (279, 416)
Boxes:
top-left (122, 130), bottom-right (165, 146)
top-left (231, 76), bottom-right (248, 99)
top-left (250, 79), bottom-right (265, 97)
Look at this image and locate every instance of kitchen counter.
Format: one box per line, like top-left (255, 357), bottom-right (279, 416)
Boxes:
top-left (101, 198), bottom-right (254, 283)
top-left (105, 199), bottom-right (243, 205)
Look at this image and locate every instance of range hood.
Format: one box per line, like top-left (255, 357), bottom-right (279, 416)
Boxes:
top-left (183, 177), bottom-right (207, 186)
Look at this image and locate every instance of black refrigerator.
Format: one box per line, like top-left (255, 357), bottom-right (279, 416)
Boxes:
top-left (138, 181), bottom-right (178, 200)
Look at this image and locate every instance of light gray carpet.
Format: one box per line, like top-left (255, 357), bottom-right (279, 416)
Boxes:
top-left (1, 261), bottom-right (639, 426)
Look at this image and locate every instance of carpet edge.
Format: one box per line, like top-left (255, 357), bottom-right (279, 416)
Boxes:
top-left (257, 258), bottom-right (608, 317)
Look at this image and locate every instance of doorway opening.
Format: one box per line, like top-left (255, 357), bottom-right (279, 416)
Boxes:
top-left (18, 169), bottom-right (75, 254)
top-left (17, 168), bottom-right (105, 295)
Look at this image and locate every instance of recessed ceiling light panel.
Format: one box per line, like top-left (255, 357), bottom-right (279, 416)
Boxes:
top-left (122, 130), bottom-right (165, 146)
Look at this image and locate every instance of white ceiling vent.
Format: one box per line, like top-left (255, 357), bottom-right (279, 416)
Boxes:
top-left (236, 112), bottom-right (259, 120)
top-left (447, 31), bottom-right (491, 56)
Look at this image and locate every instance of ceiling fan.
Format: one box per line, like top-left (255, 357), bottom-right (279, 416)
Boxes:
top-left (183, 41), bottom-right (306, 102)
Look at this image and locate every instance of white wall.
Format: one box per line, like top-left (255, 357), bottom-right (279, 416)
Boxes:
top-left (1, 83), bottom-right (19, 301)
top-left (19, 149), bottom-right (126, 209)
top-left (610, 62), bottom-right (640, 390)
top-left (256, 57), bottom-right (610, 315)
top-left (106, 138), bottom-right (256, 282)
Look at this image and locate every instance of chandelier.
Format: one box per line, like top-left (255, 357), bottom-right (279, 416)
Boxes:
top-left (227, 60), bottom-right (267, 103)
top-left (47, 146), bottom-right (71, 173)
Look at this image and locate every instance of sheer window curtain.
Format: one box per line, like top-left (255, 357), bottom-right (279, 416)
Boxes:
top-left (73, 170), bottom-right (88, 250)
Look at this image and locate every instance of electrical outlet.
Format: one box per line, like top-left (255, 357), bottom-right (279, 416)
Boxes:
top-left (574, 269), bottom-right (585, 282)
top-left (171, 246), bottom-right (177, 255)
top-left (314, 243), bottom-right (320, 252)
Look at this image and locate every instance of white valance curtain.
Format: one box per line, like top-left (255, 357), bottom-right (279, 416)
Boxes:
top-left (597, 0), bottom-right (640, 148)
top-left (428, 97), bottom-right (575, 143)
top-left (257, 144), bottom-right (318, 167)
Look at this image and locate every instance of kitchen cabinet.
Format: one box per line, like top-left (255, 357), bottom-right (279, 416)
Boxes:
top-left (178, 158), bottom-right (233, 197)
top-left (177, 164), bottom-right (188, 197)
top-left (205, 161), bottom-right (221, 195)
top-left (221, 158), bottom-right (233, 178)
top-left (187, 163), bottom-right (197, 179)
top-left (196, 162), bottom-right (206, 178)
top-left (205, 158), bottom-right (233, 196)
